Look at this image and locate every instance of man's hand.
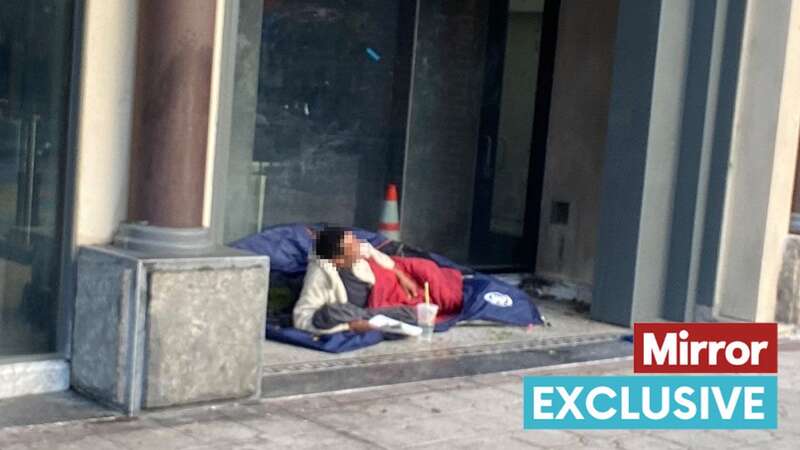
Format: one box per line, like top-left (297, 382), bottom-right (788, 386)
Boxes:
top-left (394, 269), bottom-right (420, 299)
top-left (348, 319), bottom-right (374, 333)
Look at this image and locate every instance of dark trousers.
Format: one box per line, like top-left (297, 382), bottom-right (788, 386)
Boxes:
top-left (312, 303), bottom-right (416, 330)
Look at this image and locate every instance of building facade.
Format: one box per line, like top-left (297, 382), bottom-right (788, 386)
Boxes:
top-left (1, 0), bottom-right (799, 401)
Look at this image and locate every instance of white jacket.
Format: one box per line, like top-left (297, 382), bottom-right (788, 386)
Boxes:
top-left (293, 243), bottom-right (395, 334)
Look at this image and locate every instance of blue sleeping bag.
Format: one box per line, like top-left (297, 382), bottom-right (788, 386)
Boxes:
top-left (230, 224), bottom-right (543, 352)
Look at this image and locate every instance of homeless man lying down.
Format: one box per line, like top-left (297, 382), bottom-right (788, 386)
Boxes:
top-left (293, 226), bottom-right (464, 334)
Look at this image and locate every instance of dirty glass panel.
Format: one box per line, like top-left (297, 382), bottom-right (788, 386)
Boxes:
top-left (400, 0), bottom-right (546, 267)
top-left (489, 11), bottom-right (542, 238)
top-left (223, 0), bottom-right (414, 242)
top-left (0, 0), bottom-right (74, 357)
top-left (474, 3), bottom-right (544, 267)
top-left (467, 3), bottom-right (545, 268)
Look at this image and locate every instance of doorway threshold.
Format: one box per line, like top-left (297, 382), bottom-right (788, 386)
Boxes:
top-left (261, 297), bottom-right (631, 398)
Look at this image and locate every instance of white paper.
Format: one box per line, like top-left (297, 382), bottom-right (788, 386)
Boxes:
top-left (368, 314), bottom-right (423, 337)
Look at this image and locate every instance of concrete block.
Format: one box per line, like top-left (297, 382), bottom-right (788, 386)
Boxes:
top-left (144, 267), bottom-right (266, 408)
top-left (71, 250), bottom-right (139, 408)
top-left (71, 246), bottom-right (268, 414)
top-left (0, 360), bottom-right (69, 400)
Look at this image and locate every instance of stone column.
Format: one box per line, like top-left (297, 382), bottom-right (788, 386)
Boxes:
top-left (594, 0), bottom-right (800, 325)
top-left (72, 0), bottom-right (271, 415)
top-left (117, 0), bottom-right (216, 252)
top-left (714, 0), bottom-right (800, 322)
top-left (660, 0), bottom-right (729, 322)
top-left (591, 0), bottom-right (695, 326)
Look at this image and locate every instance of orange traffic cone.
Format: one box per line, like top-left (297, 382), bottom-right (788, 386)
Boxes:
top-left (379, 184), bottom-right (401, 241)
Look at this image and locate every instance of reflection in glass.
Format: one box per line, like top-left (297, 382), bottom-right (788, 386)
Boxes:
top-left (223, 1), bottom-right (414, 242)
top-left (0, 0), bottom-right (74, 357)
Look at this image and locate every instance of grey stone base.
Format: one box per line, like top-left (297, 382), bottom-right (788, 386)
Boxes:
top-left (778, 234), bottom-right (800, 324)
top-left (113, 223), bottom-right (214, 255)
top-left (71, 246), bottom-right (269, 414)
top-left (0, 359), bottom-right (69, 400)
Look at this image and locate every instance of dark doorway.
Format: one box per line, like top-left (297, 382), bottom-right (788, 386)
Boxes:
top-left (469, 0), bottom-right (560, 271)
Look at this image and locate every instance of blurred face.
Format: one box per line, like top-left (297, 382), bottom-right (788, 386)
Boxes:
top-left (334, 231), bottom-right (362, 268)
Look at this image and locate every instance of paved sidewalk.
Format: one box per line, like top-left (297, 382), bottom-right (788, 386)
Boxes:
top-left (1, 344), bottom-right (798, 449)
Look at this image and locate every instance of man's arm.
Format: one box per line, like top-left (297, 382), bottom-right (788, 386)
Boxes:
top-left (293, 264), bottom-right (351, 334)
top-left (362, 242), bottom-right (419, 298)
top-left (393, 268), bottom-right (420, 298)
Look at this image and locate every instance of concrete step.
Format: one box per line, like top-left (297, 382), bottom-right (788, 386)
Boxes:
top-left (0, 390), bottom-right (118, 429)
top-left (260, 332), bottom-right (632, 398)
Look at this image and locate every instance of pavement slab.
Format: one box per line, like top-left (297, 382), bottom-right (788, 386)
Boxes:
top-left (0, 345), bottom-right (798, 449)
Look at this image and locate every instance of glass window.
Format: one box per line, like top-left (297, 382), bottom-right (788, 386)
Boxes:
top-left (0, 0), bottom-right (75, 357)
top-left (390, 0), bottom-right (548, 267)
top-left (222, 0), bottom-right (415, 242)
top-left (221, 0), bottom-right (550, 270)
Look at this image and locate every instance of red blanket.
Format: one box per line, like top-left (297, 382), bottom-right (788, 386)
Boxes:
top-left (367, 257), bottom-right (463, 321)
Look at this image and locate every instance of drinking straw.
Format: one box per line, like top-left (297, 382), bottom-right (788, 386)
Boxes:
top-left (424, 282), bottom-right (430, 305)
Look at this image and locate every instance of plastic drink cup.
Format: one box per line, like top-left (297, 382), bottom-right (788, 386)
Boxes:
top-left (416, 303), bottom-right (439, 342)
